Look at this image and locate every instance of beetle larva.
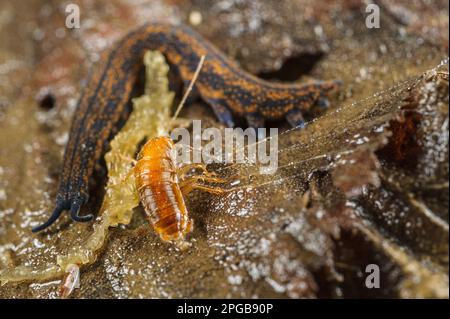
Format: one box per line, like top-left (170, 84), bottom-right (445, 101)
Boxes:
top-left (134, 136), bottom-right (226, 247)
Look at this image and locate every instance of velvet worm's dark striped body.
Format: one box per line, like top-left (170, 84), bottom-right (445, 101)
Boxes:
top-left (32, 23), bottom-right (340, 232)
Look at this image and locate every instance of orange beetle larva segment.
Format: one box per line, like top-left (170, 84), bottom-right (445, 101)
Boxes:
top-left (134, 136), bottom-right (193, 244)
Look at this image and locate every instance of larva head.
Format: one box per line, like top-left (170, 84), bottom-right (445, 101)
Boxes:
top-left (137, 136), bottom-right (174, 160)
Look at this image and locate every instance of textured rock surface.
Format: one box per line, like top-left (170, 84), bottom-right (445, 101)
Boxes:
top-left (0, 0), bottom-right (448, 298)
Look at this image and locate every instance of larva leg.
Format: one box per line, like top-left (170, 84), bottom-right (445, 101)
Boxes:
top-left (178, 163), bottom-right (208, 175)
top-left (180, 175), bottom-right (227, 187)
top-left (180, 182), bottom-right (227, 195)
top-left (179, 171), bottom-right (229, 195)
top-left (177, 163), bottom-right (217, 181)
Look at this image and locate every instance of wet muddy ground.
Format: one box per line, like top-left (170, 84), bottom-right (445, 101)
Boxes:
top-left (0, 0), bottom-right (448, 298)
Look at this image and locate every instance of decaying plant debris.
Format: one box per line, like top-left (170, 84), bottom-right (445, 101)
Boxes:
top-left (0, 0), bottom-right (448, 298)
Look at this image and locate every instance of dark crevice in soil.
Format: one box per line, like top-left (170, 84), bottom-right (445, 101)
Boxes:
top-left (258, 52), bottom-right (325, 82)
top-left (38, 92), bottom-right (56, 110)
